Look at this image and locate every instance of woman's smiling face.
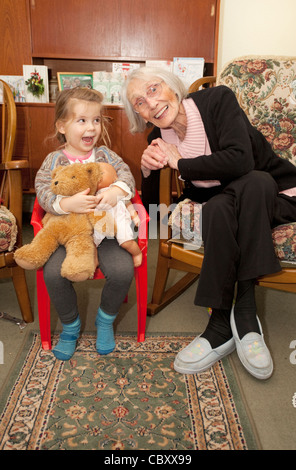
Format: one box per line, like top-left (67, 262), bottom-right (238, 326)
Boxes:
top-left (127, 77), bottom-right (181, 129)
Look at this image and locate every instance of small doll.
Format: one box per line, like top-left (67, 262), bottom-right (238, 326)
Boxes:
top-left (94, 162), bottom-right (142, 267)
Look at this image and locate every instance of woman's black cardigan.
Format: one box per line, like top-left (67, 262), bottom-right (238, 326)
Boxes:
top-left (141, 85), bottom-right (296, 209)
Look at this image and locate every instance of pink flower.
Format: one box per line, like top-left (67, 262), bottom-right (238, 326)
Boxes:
top-left (257, 122), bottom-right (275, 143)
top-left (279, 118), bottom-right (294, 132)
top-left (247, 60), bottom-right (267, 74)
top-left (273, 133), bottom-right (294, 151)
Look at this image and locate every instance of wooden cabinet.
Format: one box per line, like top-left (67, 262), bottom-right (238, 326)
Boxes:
top-left (29, 0), bottom-right (219, 67)
top-left (0, 0), bottom-right (32, 75)
top-left (10, 104), bottom-right (58, 191)
top-left (0, 0), bottom-right (220, 192)
top-left (30, 0), bottom-right (121, 60)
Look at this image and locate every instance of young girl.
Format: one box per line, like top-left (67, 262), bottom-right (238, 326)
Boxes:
top-left (35, 87), bottom-right (136, 361)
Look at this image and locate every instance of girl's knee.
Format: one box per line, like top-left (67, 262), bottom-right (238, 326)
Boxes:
top-left (104, 253), bottom-right (134, 285)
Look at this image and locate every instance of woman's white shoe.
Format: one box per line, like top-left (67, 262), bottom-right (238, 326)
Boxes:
top-left (174, 336), bottom-right (236, 374)
top-left (230, 307), bottom-right (273, 380)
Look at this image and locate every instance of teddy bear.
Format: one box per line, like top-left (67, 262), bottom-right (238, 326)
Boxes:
top-left (14, 162), bottom-right (116, 282)
top-left (93, 162), bottom-right (142, 267)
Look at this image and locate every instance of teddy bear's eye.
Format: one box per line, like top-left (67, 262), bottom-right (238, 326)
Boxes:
top-left (72, 176), bottom-right (76, 179)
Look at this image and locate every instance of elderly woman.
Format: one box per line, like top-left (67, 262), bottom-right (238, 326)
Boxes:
top-left (122, 66), bottom-right (296, 380)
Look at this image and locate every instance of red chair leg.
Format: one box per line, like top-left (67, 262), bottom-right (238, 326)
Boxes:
top-left (135, 259), bottom-right (148, 343)
top-left (36, 268), bottom-right (52, 350)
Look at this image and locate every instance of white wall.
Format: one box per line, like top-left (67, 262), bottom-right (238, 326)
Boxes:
top-left (217, 0), bottom-right (296, 74)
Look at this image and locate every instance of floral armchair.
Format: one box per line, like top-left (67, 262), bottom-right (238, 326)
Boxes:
top-left (217, 56), bottom-right (296, 264)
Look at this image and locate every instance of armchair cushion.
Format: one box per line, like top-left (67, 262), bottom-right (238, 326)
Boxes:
top-left (168, 199), bottom-right (203, 248)
top-left (217, 55), bottom-right (296, 165)
top-left (272, 223), bottom-right (296, 262)
top-left (216, 56), bottom-right (296, 263)
top-left (0, 205), bottom-right (17, 252)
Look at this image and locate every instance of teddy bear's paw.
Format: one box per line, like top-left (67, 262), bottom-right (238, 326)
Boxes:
top-left (14, 256), bottom-right (40, 270)
top-left (14, 248), bottom-right (45, 270)
top-left (61, 260), bottom-right (96, 282)
top-left (62, 269), bottom-right (94, 283)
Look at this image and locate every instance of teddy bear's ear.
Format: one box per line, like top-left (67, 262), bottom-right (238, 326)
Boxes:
top-left (51, 167), bottom-right (59, 179)
top-left (51, 165), bottom-right (64, 179)
top-left (86, 163), bottom-right (102, 179)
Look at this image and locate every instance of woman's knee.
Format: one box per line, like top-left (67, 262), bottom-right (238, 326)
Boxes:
top-left (234, 170), bottom-right (277, 198)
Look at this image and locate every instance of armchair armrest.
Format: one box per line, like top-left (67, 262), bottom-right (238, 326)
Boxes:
top-left (189, 76), bottom-right (216, 93)
top-left (159, 167), bottom-right (174, 242)
top-left (0, 160), bottom-right (29, 170)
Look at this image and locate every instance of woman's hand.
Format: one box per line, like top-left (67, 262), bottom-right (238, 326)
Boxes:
top-left (60, 188), bottom-right (97, 213)
top-left (95, 186), bottom-right (127, 209)
top-left (154, 138), bottom-right (182, 170)
top-left (141, 140), bottom-right (168, 177)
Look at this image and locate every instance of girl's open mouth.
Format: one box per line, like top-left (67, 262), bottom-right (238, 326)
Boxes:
top-left (82, 136), bottom-right (94, 144)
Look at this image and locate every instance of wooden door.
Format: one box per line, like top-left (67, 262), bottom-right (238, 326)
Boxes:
top-left (29, 0), bottom-right (121, 59)
top-left (30, 0), bottom-right (219, 64)
top-left (0, 0), bottom-right (32, 74)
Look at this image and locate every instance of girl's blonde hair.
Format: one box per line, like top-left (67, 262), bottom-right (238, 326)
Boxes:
top-left (54, 87), bottom-right (111, 147)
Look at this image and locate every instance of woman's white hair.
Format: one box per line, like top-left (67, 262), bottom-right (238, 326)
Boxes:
top-left (121, 66), bottom-right (188, 134)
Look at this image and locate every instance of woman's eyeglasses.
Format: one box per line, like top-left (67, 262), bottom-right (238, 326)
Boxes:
top-left (133, 82), bottom-right (163, 113)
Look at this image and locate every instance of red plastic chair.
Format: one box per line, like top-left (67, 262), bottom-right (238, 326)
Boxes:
top-left (31, 190), bottom-right (150, 350)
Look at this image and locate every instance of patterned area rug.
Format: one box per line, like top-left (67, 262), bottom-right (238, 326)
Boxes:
top-left (0, 333), bottom-right (257, 450)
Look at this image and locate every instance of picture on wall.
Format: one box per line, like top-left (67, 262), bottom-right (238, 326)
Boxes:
top-left (57, 73), bottom-right (93, 91)
top-left (93, 71), bottom-right (125, 104)
top-left (0, 76), bottom-right (25, 103)
top-left (173, 57), bottom-right (205, 88)
top-left (23, 65), bottom-right (49, 103)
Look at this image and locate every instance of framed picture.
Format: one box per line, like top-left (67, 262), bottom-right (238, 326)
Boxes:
top-left (57, 73), bottom-right (93, 91)
top-left (23, 65), bottom-right (49, 103)
top-left (173, 57), bottom-right (205, 88)
top-left (0, 75), bottom-right (25, 103)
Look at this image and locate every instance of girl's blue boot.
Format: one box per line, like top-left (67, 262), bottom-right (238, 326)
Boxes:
top-left (53, 316), bottom-right (81, 361)
top-left (95, 308), bottom-right (117, 355)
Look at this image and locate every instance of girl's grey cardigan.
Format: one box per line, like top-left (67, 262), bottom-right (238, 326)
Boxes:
top-left (35, 146), bottom-right (135, 215)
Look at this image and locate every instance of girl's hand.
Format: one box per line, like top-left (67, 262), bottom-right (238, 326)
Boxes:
top-left (95, 186), bottom-right (127, 209)
top-left (154, 138), bottom-right (182, 170)
top-left (141, 139), bottom-right (168, 177)
top-left (60, 188), bottom-right (97, 213)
